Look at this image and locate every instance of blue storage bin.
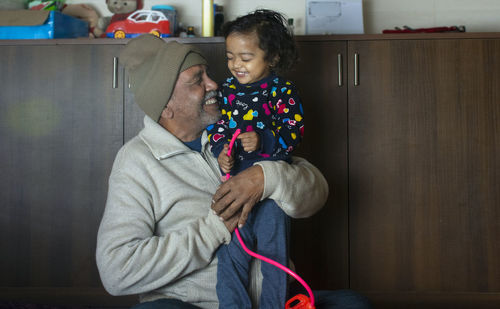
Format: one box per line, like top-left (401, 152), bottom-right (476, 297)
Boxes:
top-left (0, 11), bottom-right (88, 39)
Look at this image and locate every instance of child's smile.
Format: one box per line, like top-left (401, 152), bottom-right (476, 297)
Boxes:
top-left (225, 31), bottom-right (273, 85)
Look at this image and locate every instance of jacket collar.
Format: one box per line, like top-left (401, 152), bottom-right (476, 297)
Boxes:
top-left (139, 116), bottom-right (210, 160)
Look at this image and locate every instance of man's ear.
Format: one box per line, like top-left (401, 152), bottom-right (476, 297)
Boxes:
top-left (161, 105), bottom-right (174, 119)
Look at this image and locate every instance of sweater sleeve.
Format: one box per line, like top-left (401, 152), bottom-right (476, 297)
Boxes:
top-left (255, 156), bottom-right (328, 218)
top-left (207, 88), bottom-right (233, 159)
top-left (96, 150), bottom-right (231, 296)
top-left (207, 114), bottom-right (231, 159)
top-left (266, 81), bottom-right (305, 158)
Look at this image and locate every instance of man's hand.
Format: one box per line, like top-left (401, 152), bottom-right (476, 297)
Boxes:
top-left (217, 144), bottom-right (234, 174)
top-left (211, 165), bottom-right (264, 230)
top-left (237, 131), bottom-right (260, 152)
top-left (220, 210), bottom-right (241, 233)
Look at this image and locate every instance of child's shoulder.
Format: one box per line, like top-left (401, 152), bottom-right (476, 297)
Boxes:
top-left (268, 75), bottom-right (299, 96)
top-left (220, 76), bottom-right (235, 88)
top-left (219, 75), bottom-right (297, 94)
top-left (270, 75), bottom-right (296, 87)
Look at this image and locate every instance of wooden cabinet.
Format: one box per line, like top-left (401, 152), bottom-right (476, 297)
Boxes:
top-left (0, 42), bottom-right (130, 305)
top-left (1, 35), bottom-right (499, 308)
top-left (0, 39), bottom-right (229, 306)
top-left (285, 40), bottom-right (349, 289)
top-left (285, 35), bottom-right (500, 307)
top-left (347, 38), bottom-right (500, 307)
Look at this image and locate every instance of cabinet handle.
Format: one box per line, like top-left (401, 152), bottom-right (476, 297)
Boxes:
top-left (113, 57), bottom-right (118, 89)
top-left (337, 54), bottom-right (343, 87)
top-left (354, 53), bottom-right (359, 86)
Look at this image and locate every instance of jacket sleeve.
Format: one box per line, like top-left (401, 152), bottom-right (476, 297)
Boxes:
top-left (255, 156), bottom-right (328, 218)
top-left (95, 150), bottom-right (231, 296)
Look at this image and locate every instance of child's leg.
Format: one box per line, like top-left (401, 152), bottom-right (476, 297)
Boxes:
top-left (216, 213), bottom-right (256, 309)
top-left (253, 199), bottom-right (290, 309)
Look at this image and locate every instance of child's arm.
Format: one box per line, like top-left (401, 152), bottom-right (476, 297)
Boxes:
top-left (217, 144), bottom-right (234, 174)
top-left (267, 80), bottom-right (305, 157)
top-left (207, 120), bottom-right (230, 159)
top-left (207, 93), bottom-right (232, 159)
top-left (237, 131), bottom-right (261, 152)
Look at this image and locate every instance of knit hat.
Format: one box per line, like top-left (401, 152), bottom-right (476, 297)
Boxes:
top-left (120, 34), bottom-right (208, 122)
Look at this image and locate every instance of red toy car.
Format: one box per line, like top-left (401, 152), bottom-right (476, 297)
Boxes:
top-left (106, 10), bottom-right (171, 38)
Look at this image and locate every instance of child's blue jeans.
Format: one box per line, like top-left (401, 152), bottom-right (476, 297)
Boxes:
top-left (216, 198), bottom-right (290, 309)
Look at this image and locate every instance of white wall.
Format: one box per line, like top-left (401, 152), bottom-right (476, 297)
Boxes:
top-left (66, 0), bottom-right (500, 35)
top-left (363, 0), bottom-right (500, 33)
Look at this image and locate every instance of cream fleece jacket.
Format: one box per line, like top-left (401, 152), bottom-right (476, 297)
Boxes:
top-left (96, 116), bottom-right (328, 308)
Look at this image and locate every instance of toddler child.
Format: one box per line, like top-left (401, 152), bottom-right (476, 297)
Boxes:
top-left (206, 9), bottom-right (305, 309)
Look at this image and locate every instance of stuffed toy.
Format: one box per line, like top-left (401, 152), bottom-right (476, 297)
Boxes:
top-left (96, 0), bottom-right (143, 37)
top-left (62, 4), bottom-right (102, 38)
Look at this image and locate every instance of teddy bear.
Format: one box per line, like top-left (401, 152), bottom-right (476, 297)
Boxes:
top-left (96, 0), bottom-right (143, 37)
top-left (62, 4), bottom-right (102, 38)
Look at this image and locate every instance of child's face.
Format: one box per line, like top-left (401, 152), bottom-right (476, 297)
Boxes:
top-left (225, 32), bottom-right (273, 85)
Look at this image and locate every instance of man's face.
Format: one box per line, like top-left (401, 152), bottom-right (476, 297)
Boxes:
top-left (167, 64), bottom-right (220, 140)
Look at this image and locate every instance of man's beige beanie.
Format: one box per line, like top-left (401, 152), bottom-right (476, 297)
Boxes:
top-left (120, 34), bottom-right (208, 122)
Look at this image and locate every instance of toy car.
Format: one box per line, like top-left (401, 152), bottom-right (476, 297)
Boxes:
top-left (106, 10), bottom-right (171, 38)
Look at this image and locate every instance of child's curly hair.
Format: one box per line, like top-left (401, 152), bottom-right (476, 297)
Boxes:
top-left (222, 9), bottom-right (298, 74)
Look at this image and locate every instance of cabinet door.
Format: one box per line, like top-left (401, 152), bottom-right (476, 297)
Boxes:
top-left (0, 44), bottom-right (125, 303)
top-left (286, 40), bottom-right (349, 289)
top-left (348, 39), bottom-right (500, 299)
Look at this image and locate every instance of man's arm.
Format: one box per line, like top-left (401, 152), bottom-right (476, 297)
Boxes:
top-left (212, 156), bottom-right (328, 228)
top-left (257, 157), bottom-right (328, 217)
top-left (96, 149), bottom-right (230, 296)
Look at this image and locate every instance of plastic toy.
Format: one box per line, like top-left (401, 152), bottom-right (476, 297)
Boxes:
top-left (0, 10), bottom-right (89, 39)
top-left (105, 9), bottom-right (171, 38)
top-left (97, 0), bottom-right (142, 38)
top-left (28, 0), bottom-right (65, 11)
top-left (151, 5), bottom-right (177, 37)
top-left (225, 129), bottom-right (316, 309)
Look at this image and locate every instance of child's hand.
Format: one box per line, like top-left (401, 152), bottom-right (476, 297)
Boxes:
top-left (237, 131), bottom-right (260, 152)
top-left (218, 144), bottom-right (234, 174)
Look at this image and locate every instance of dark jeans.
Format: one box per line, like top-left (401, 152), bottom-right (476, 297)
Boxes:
top-left (131, 289), bottom-right (372, 309)
top-left (217, 199), bottom-right (290, 309)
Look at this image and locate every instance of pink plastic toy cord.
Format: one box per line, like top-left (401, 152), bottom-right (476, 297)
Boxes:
top-left (225, 129), bottom-right (315, 308)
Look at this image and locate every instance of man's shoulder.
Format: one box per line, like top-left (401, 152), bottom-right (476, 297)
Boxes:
top-left (123, 133), bottom-right (148, 152)
top-left (114, 134), bottom-right (151, 166)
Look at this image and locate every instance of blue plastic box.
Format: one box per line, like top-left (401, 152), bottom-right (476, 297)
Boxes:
top-left (0, 11), bottom-right (88, 39)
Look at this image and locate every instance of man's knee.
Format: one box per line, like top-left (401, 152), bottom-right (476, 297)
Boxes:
top-left (131, 298), bottom-right (202, 309)
top-left (314, 289), bottom-right (372, 309)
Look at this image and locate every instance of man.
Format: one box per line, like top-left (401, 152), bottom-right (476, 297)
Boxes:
top-left (96, 34), bottom-right (370, 309)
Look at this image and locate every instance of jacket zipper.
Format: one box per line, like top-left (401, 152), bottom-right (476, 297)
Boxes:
top-left (199, 151), bottom-right (222, 185)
